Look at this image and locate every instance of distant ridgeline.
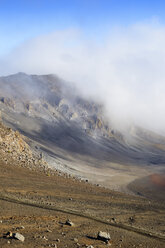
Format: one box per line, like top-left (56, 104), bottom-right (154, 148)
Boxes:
top-left (0, 73), bottom-right (165, 166)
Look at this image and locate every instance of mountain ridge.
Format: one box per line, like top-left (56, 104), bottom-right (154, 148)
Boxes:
top-left (0, 72), bottom-right (165, 193)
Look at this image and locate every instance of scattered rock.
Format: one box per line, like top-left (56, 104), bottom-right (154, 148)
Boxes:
top-left (0, 220), bottom-right (2, 223)
top-left (43, 235), bottom-right (48, 241)
top-left (129, 216), bottom-right (135, 223)
top-left (3, 231), bottom-right (13, 238)
top-left (13, 232), bottom-right (25, 242)
top-left (111, 217), bottom-right (116, 222)
top-left (86, 246), bottom-right (94, 248)
top-left (16, 225), bottom-right (25, 230)
top-left (73, 238), bottom-right (78, 242)
top-left (97, 231), bottom-right (111, 243)
top-left (65, 219), bottom-right (74, 226)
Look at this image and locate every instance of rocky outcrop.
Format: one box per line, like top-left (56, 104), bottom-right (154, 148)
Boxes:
top-left (0, 121), bottom-right (47, 170)
top-left (1, 73), bottom-right (165, 166)
top-left (0, 73), bottom-right (114, 139)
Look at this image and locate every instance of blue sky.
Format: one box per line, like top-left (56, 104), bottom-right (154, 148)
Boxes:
top-left (0, 0), bottom-right (165, 56)
top-left (1, 1), bottom-right (165, 132)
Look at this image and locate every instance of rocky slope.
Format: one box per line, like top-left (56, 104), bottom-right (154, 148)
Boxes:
top-left (0, 72), bottom-right (113, 138)
top-left (0, 74), bottom-right (164, 247)
top-left (0, 141), bottom-right (165, 248)
top-left (0, 115), bottom-right (48, 172)
top-left (0, 73), bottom-right (165, 163)
top-left (0, 72), bottom-right (165, 194)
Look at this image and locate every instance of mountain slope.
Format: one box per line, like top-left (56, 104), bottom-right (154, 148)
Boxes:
top-left (0, 72), bottom-right (165, 193)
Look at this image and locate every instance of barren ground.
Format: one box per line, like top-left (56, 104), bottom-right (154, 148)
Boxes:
top-left (0, 157), bottom-right (165, 248)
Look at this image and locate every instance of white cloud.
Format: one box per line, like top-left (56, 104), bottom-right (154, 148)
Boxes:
top-left (1, 23), bottom-right (165, 134)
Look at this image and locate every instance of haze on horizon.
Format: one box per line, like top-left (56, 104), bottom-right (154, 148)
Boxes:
top-left (1, 0), bottom-right (165, 135)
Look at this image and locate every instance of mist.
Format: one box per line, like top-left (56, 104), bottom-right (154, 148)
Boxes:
top-left (1, 23), bottom-right (165, 134)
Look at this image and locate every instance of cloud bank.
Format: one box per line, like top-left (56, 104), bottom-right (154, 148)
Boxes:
top-left (1, 23), bottom-right (165, 134)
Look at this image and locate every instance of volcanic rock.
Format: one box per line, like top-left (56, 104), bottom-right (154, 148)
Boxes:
top-left (97, 231), bottom-right (111, 242)
top-left (13, 232), bottom-right (25, 242)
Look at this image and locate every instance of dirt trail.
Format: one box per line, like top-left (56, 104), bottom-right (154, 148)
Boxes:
top-left (0, 160), bottom-right (165, 247)
top-left (0, 193), bottom-right (165, 243)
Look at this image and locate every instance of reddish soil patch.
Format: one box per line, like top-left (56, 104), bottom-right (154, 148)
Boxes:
top-left (150, 173), bottom-right (165, 189)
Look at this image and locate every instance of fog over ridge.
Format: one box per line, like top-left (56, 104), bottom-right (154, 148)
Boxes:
top-left (1, 23), bottom-right (165, 134)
